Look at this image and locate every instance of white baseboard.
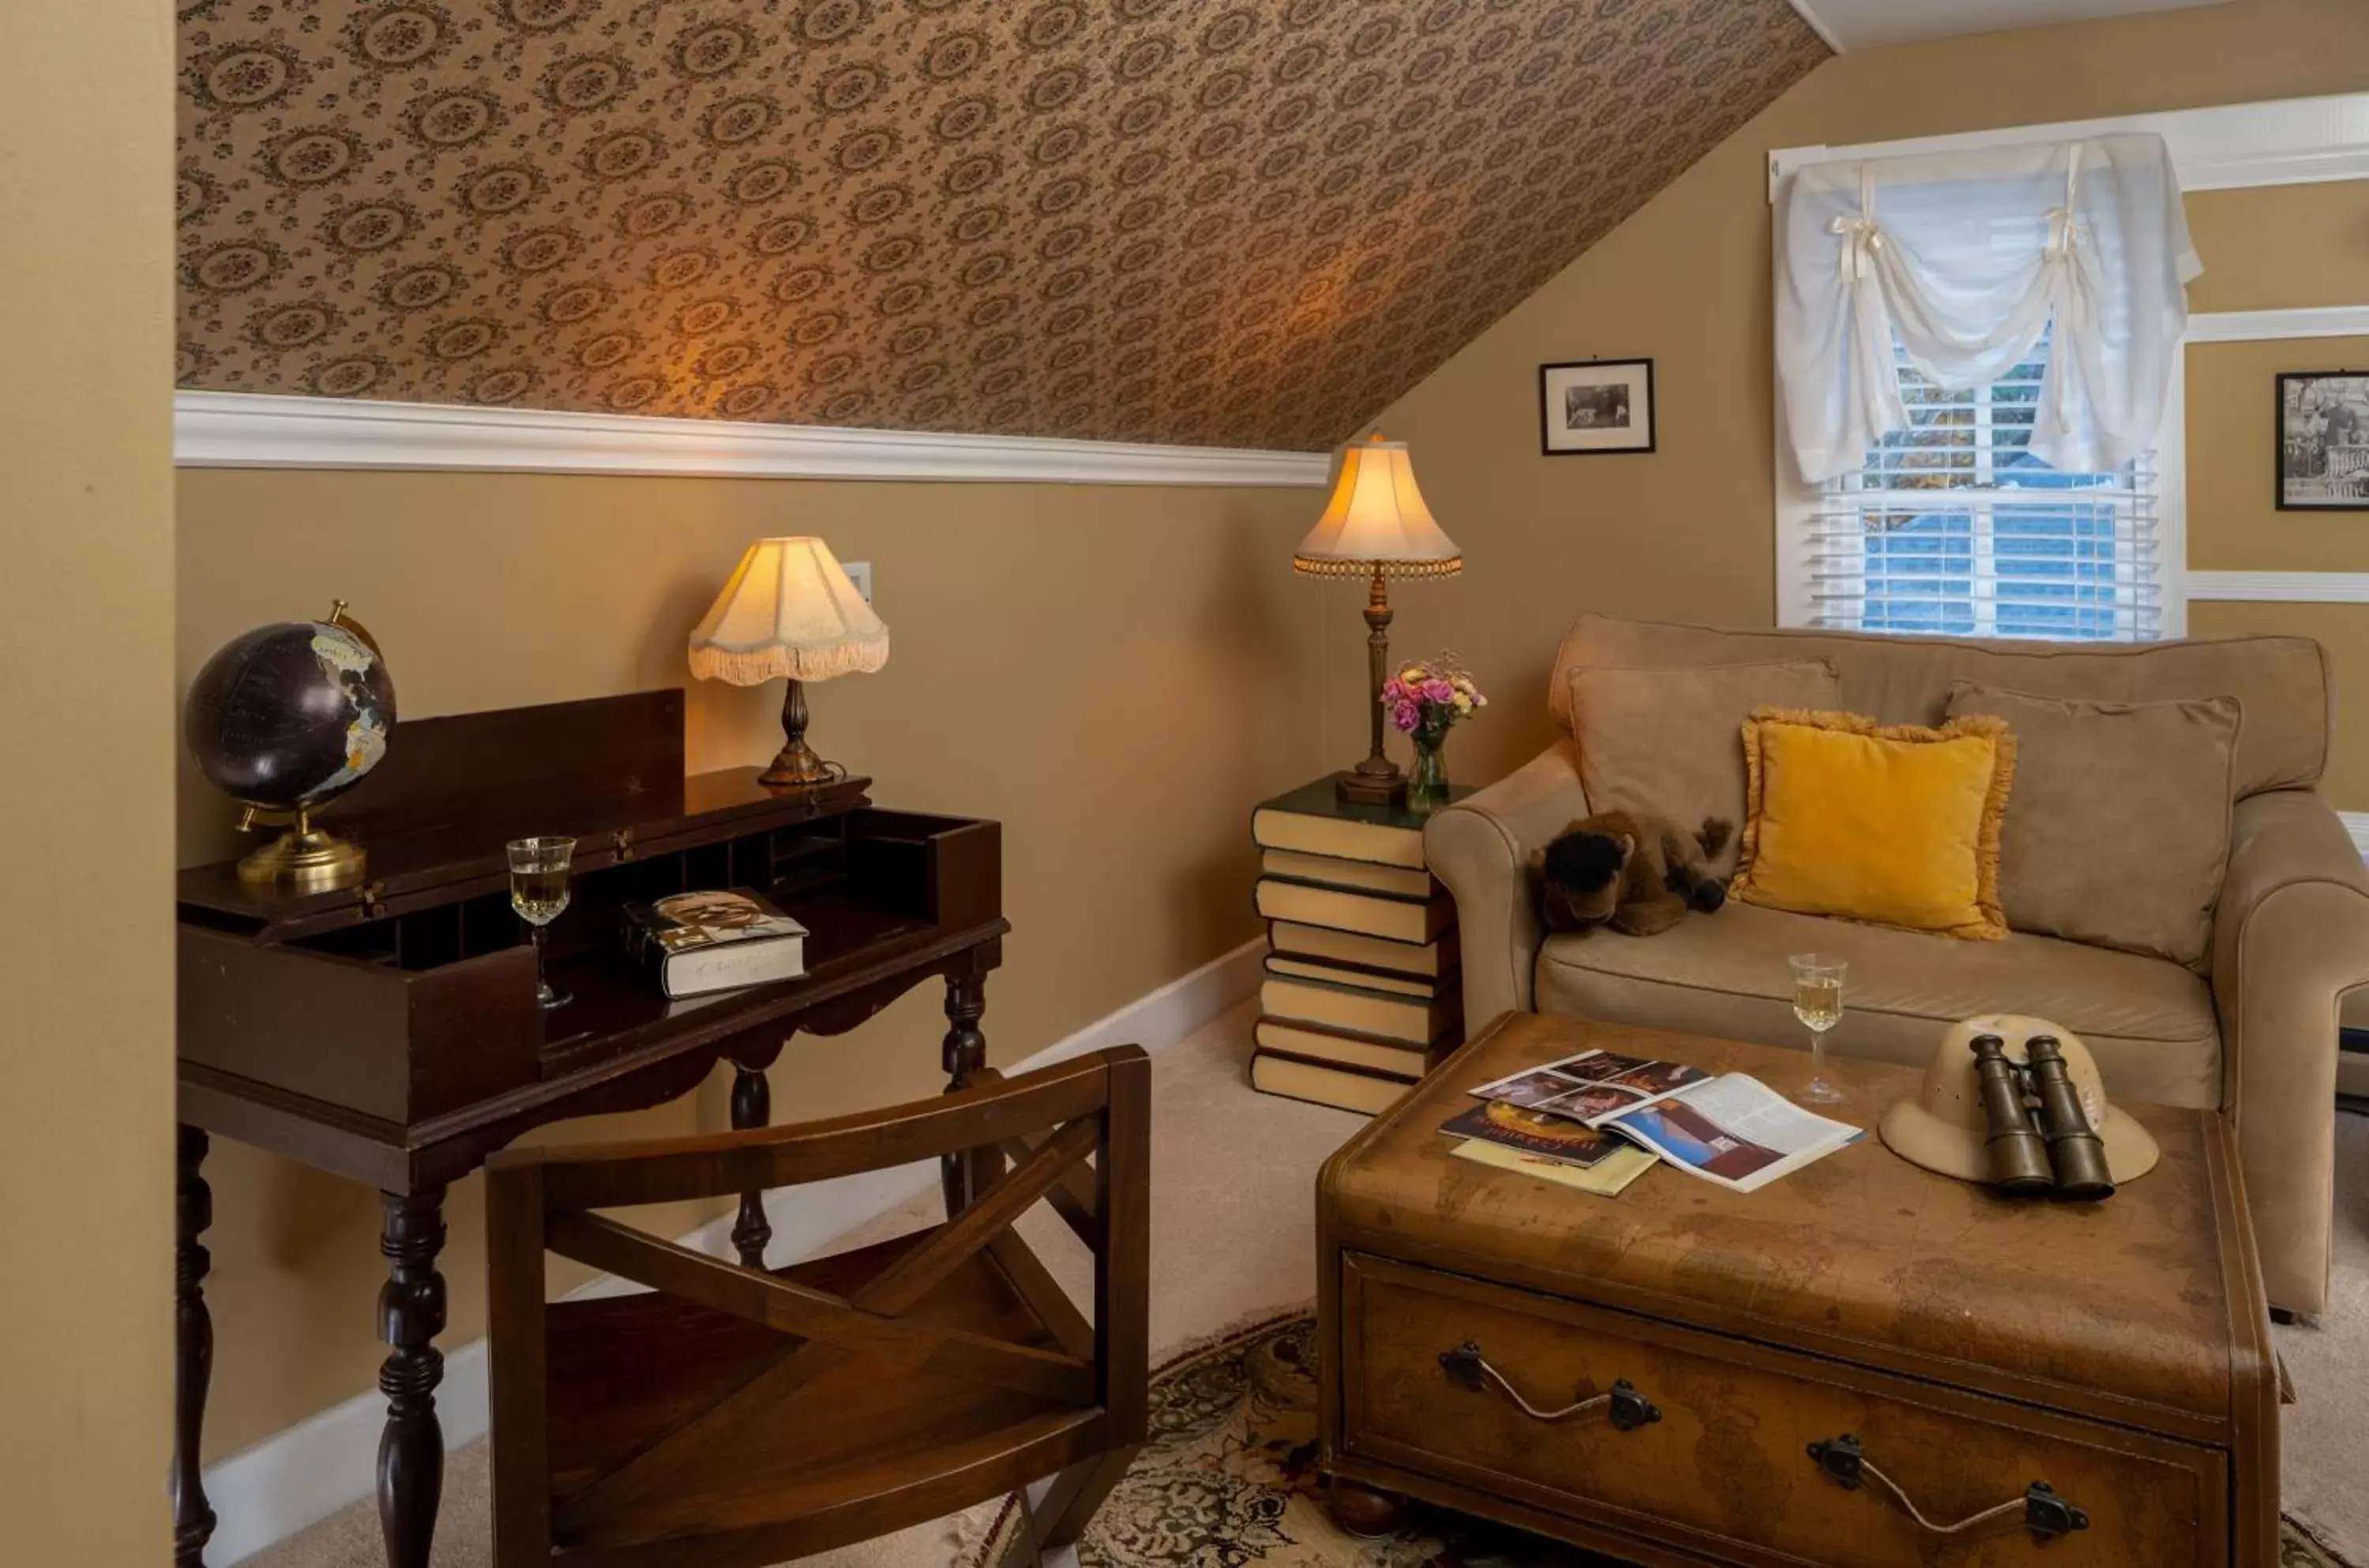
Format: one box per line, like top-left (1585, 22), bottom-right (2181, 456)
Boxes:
top-left (199, 936), bottom-right (1265, 1564)
top-left (200, 1344), bottom-right (491, 1566)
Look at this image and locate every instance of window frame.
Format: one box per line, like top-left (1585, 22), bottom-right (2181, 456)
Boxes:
top-left (1776, 340), bottom-right (2186, 642)
top-left (1759, 92), bottom-right (2369, 640)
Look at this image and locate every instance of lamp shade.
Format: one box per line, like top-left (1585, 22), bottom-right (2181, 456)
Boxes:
top-left (1293, 434), bottom-right (1462, 579)
top-left (688, 536), bottom-right (889, 687)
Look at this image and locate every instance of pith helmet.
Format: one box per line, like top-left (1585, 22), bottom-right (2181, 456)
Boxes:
top-left (1879, 1015), bottom-right (2161, 1184)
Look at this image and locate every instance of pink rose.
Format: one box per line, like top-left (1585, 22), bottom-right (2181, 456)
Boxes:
top-left (1422, 678), bottom-right (1455, 704)
top-left (1391, 700), bottom-right (1421, 732)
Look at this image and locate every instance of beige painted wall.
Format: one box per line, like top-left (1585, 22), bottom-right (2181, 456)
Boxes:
top-left (1364, 0), bottom-right (2369, 796)
top-left (2178, 185), bottom-right (2369, 808)
top-left (2185, 180), bottom-right (2369, 313)
top-left (175, 469), bottom-right (1335, 1454)
top-left (2190, 332), bottom-right (2369, 572)
top-left (0, 0), bottom-right (177, 1555)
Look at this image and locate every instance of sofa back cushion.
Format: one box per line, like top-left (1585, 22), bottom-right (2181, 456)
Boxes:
top-left (1566, 659), bottom-right (1840, 877)
top-left (1943, 683), bottom-right (2240, 970)
top-left (1547, 614), bottom-right (2329, 798)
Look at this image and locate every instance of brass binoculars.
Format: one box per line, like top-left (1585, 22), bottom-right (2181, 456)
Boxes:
top-left (1968, 1033), bottom-right (2115, 1201)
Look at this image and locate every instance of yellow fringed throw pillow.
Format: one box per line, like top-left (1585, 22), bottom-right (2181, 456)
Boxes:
top-left (1731, 707), bottom-right (2017, 940)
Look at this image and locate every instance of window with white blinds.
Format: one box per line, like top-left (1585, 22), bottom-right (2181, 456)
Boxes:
top-left (1799, 332), bottom-right (2166, 642)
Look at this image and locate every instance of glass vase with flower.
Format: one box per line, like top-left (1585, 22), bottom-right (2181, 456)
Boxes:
top-left (1381, 655), bottom-right (1487, 812)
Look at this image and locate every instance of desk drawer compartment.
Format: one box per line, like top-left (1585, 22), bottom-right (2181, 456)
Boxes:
top-left (1340, 1254), bottom-right (2223, 1568)
top-left (180, 923), bottom-right (542, 1123)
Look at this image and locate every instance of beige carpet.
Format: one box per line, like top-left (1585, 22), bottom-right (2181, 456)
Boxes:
top-left (252, 1003), bottom-right (2369, 1567)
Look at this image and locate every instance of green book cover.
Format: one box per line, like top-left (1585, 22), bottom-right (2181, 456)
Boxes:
top-left (1252, 773), bottom-right (1477, 829)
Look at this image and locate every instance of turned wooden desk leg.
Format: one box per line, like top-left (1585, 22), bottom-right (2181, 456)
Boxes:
top-left (376, 1187), bottom-right (448, 1568)
top-left (174, 1125), bottom-right (218, 1568)
top-left (940, 973), bottom-right (989, 1215)
top-left (729, 1063), bottom-right (773, 1269)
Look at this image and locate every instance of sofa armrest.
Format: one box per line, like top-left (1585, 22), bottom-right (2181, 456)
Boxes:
top-left (2209, 788), bottom-right (2369, 1316)
top-left (1425, 740), bottom-right (1587, 1036)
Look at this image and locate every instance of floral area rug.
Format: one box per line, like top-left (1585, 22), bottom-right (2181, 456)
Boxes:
top-left (966, 1313), bottom-right (2352, 1568)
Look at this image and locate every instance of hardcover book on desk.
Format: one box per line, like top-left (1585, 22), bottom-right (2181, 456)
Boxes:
top-left (623, 889), bottom-right (807, 999)
top-left (1246, 775), bottom-right (1469, 1115)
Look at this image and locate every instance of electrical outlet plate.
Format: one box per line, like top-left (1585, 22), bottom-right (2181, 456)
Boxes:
top-left (843, 560), bottom-right (873, 602)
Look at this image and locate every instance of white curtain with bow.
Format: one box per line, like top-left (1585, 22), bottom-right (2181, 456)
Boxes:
top-left (1775, 133), bottom-right (2201, 485)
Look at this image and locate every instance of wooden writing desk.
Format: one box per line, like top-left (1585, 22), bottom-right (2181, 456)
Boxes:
top-left (172, 692), bottom-right (1008, 1568)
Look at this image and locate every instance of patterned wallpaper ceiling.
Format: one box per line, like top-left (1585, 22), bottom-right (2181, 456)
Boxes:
top-left (175, 0), bottom-right (1826, 450)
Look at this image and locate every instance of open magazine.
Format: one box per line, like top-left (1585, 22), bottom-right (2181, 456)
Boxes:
top-left (1436, 1099), bottom-right (1659, 1197)
top-left (1601, 1074), bottom-right (1858, 1194)
top-left (1468, 1048), bottom-right (1711, 1129)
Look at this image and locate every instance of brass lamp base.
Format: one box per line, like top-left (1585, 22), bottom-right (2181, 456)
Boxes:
top-left (756, 677), bottom-right (846, 793)
top-left (1336, 764), bottom-right (1408, 806)
top-left (759, 737), bottom-right (837, 790)
top-left (1335, 565), bottom-right (1409, 807)
top-left (235, 810), bottom-right (367, 891)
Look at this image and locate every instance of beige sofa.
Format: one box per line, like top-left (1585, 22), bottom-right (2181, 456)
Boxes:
top-left (1425, 614), bottom-right (2369, 1316)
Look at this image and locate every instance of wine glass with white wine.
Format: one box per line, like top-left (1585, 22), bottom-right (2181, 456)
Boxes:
top-left (1789, 953), bottom-right (1846, 1105)
top-left (507, 835), bottom-right (576, 1010)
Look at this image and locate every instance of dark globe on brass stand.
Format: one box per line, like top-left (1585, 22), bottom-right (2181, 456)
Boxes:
top-left (184, 601), bottom-right (397, 889)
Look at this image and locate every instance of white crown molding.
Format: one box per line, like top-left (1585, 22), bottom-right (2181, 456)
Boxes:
top-left (197, 934), bottom-right (1267, 1565)
top-left (1782, 0), bottom-right (2236, 55)
top-left (1770, 89), bottom-right (2369, 200)
top-left (2183, 572), bottom-right (2369, 604)
top-left (2184, 306), bottom-right (2369, 343)
top-left (1781, 0), bottom-right (1845, 54)
top-left (172, 392), bottom-right (1333, 488)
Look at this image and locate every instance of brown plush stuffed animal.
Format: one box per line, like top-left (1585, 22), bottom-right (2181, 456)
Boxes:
top-left (1535, 810), bottom-right (1733, 937)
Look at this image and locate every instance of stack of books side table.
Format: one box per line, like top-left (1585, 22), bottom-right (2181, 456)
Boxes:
top-left (1248, 775), bottom-right (1471, 1114)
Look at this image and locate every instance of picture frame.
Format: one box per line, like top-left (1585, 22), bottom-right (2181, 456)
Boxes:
top-left (1540, 358), bottom-right (1655, 456)
top-left (2276, 369), bottom-right (2369, 511)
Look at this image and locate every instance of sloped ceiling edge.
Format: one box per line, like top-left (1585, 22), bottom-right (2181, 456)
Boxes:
top-left (175, 0), bottom-right (1830, 451)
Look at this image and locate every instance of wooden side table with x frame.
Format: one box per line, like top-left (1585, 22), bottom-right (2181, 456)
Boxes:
top-left (172, 691), bottom-right (1009, 1568)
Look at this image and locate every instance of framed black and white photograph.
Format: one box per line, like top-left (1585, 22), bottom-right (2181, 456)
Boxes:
top-left (2277, 370), bottom-right (2369, 511)
top-left (1540, 358), bottom-right (1655, 456)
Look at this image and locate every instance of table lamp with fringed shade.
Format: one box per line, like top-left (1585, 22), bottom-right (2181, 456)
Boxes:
top-left (1296, 433), bottom-right (1462, 804)
top-left (689, 537), bottom-right (888, 790)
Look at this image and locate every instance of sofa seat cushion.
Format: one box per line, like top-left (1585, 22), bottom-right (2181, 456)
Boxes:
top-left (1532, 901), bottom-right (2220, 1110)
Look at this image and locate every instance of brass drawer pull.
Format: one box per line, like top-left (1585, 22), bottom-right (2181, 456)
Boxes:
top-left (1437, 1341), bottom-right (1661, 1432)
top-left (1808, 1434), bottom-right (2091, 1544)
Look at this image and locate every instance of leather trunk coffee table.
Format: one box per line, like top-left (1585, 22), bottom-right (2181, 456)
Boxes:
top-left (1316, 1011), bottom-right (2278, 1568)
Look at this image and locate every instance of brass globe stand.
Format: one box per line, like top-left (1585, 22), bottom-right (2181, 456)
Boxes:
top-left (234, 804), bottom-right (368, 891)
